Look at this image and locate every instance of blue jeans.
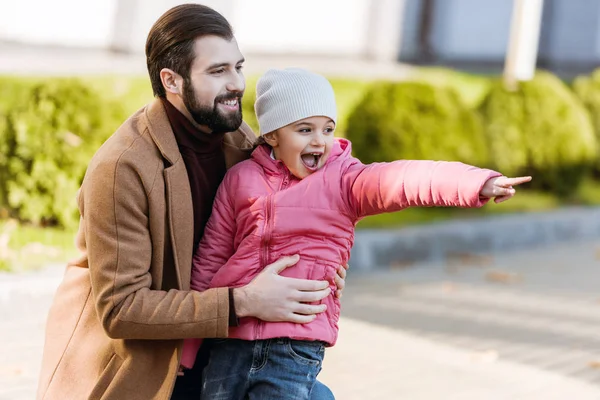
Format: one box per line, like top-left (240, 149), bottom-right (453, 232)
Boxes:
top-left (200, 338), bottom-right (331, 400)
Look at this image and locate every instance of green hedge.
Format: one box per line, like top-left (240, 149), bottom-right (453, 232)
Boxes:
top-left (0, 78), bottom-right (126, 228)
top-left (3, 68), bottom-right (600, 228)
top-left (573, 68), bottom-right (600, 173)
top-left (345, 81), bottom-right (490, 167)
top-left (411, 67), bottom-right (492, 109)
top-left (480, 71), bottom-right (597, 196)
top-left (573, 68), bottom-right (600, 137)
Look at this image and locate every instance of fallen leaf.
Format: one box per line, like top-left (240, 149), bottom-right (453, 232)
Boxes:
top-left (470, 350), bottom-right (498, 364)
top-left (0, 366), bottom-right (24, 376)
top-left (445, 251), bottom-right (494, 268)
top-left (441, 282), bottom-right (457, 293)
top-left (588, 361), bottom-right (600, 369)
top-left (445, 265), bottom-right (460, 275)
top-left (389, 260), bottom-right (415, 270)
top-left (485, 270), bottom-right (522, 284)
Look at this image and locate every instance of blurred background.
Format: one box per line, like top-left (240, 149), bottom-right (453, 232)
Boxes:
top-left (1, 1), bottom-right (600, 399)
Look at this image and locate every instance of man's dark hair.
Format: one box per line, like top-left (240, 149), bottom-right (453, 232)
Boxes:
top-left (146, 4), bottom-right (234, 97)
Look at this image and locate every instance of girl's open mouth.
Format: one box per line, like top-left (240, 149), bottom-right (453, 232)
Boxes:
top-left (301, 152), bottom-right (323, 171)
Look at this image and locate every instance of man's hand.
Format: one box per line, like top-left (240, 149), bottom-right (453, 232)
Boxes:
top-left (233, 255), bottom-right (331, 324)
top-left (480, 176), bottom-right (532, 203)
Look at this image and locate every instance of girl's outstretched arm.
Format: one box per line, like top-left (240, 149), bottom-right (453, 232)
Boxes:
top-left (341, 158), bottom-right (503, 219)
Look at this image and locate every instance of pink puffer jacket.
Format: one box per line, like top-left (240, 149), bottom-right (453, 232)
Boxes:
top-left (181, 138), bottom-right (500, 368)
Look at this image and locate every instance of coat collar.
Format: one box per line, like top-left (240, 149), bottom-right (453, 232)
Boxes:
top-left (144, 98), bottom-right (255, 168)
top-left (251, 138), bottom-right (352, 176)
top-left (144, 98), bottom-right (182, 166)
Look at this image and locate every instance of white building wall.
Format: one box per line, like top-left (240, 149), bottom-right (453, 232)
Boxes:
top-left (0, 0), bottom-right (404, 61)
top-left (0, 0), bottom-right (118, 47)
top-left (230, 0), bottom-right (370, 56)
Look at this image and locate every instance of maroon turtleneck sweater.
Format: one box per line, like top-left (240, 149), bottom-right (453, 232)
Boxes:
top-left (161, 98), bottom-right (237, 326)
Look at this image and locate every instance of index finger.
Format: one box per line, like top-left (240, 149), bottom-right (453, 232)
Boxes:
top-left (284, 277), bottom-right (329, 291)
top-left (500, 176), bottom-right (532, 187)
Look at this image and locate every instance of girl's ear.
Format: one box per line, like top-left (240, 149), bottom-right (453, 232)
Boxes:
top-left (262, 132), bottom-right (278, 147)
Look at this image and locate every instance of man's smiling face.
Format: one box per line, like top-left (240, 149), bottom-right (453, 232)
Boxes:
top-left (181, 35), bottom-right (246, 134)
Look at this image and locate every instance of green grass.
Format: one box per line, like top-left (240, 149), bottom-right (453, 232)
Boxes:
top-left (0, 221), bottom-right (78, 272)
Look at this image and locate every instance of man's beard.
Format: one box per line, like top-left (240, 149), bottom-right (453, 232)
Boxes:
top-left (182, 83), bottom-right (243, 134)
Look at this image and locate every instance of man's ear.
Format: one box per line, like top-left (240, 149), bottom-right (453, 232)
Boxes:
top-left (160, 68), bottom-right (182, 95)
top-left (262, 132), bottom-right (278, 147)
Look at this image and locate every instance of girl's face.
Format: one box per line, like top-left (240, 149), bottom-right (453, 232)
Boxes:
top-left (265, 116), bottom-right (336, 179)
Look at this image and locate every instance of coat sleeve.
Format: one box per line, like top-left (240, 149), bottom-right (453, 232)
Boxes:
top-left (83, 154), bottom-right (229, 340)
top-left (190, 174), bottom-right (237, 292)
top-left (341, 158), bottom-right (502, 219)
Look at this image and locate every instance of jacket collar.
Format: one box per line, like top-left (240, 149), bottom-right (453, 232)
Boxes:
top-left (251, 138), bottom-right (352, 176)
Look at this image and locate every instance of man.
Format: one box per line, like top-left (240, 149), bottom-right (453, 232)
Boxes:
top-left (37, 4), bottom-right (345, 399)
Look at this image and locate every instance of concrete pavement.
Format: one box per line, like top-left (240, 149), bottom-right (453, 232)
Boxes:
top-left (2, 239), bottom-right (600, 399)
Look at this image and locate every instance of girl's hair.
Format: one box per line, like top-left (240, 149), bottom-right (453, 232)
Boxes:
top-left (253, 134), bottom-right (270, 150)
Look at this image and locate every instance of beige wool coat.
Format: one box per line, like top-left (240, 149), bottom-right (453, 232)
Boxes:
top-left (36, 98), bottom-right (255, 400)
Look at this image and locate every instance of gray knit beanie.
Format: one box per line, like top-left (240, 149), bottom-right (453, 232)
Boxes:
top-left (255, 68), bottom-right (337, 135)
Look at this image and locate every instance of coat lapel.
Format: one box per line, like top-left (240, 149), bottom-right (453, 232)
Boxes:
top-left (145, 99), bottom-right (193, 289)
top-left (143, 99), bottom-right (256, 289)
top-left (163, 162), bottom-right (194, 290)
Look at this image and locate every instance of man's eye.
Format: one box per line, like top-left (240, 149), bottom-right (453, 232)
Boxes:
top-left (212, 68), bottom-right (225, 75)
top-left (236, 65), bottom-right (244, 71)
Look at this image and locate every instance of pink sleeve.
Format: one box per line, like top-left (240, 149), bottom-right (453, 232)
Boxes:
top-left (181, 338), bottom-right (203, 369)
top-left (341, 158), bottom-right (502, 219)
top-left (182, 175), bottom-right (237, 369)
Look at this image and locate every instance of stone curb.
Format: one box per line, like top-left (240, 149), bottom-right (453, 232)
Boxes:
top-left (350, 206), bottom-right (600, 270)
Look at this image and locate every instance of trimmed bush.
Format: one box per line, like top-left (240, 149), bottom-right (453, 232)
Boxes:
top-left (573, 69), bottom-right (600, 135)
top-left (345, 81), bottom-right (490, 166)
top-left (0, 78), bottom-right (125, 228)
top-left (480, 71), bottom-right (597, 196)
top-left (86, 75), bottom-right (154, 116)
top-left (573, 68), bottom-right (600, 173)
top-left (241, 76), bottom-right (260, 136)
top-left (412, 67), bottom-right (493, 109)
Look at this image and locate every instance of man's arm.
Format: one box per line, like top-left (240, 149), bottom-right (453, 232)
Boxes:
top-left (84, 157), bottom-right (230, 340)
top-left (85, 155), bottom-right (334, 340)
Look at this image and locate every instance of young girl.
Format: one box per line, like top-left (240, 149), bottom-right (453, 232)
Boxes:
top-left (183, 68), bottom-right (531, 399)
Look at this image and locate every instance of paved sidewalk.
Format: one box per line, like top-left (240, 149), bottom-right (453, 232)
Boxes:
top-left (322, 319), bottom-right (599, 400)
top-left (2, 240), bottom-right (600, 399)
